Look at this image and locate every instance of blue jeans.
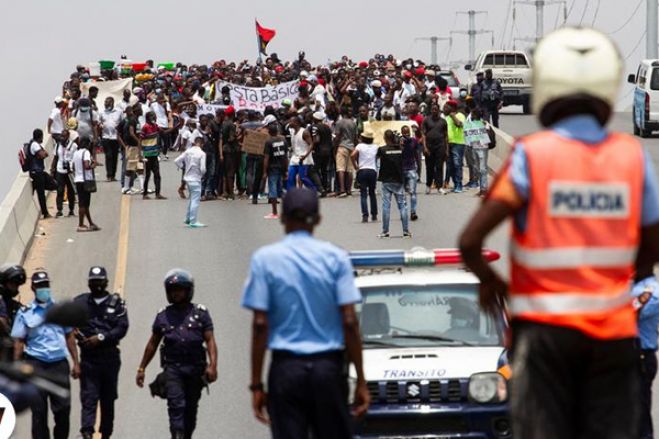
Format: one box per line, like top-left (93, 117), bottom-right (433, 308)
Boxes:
top-left (357, 169), bottom-right (377, 218)
top-left (473, 148), bottom-right (489, 191)
top-left (381, 182), bottom-right (409, 234)
top-left (286, 164), bottom-right (316, 190)
top-left (186, 181), bottom-right (202, 224)
top-left (404, 170), bottom-right (418, 215)
top-left (449, 143), bottom-right (465, 190)
top-left (267, 168), bottom-right (284, 199)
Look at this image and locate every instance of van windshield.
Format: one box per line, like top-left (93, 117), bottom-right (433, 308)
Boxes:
top-left (356, 284), bottom-right (505, 348)
top-left (651, 68), bottom-right (659, 90)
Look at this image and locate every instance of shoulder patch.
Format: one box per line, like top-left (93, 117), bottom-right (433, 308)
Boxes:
top-left (196, 304), bottom-right (207, 312)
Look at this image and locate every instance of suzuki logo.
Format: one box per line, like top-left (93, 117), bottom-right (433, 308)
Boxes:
top-left (407, 383), bottom-right (420, 398)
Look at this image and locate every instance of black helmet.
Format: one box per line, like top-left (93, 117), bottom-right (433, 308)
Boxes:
top-left (0, 264), bottom-right (27, 298)
top-left (164, 269), bottom-right (194, 303)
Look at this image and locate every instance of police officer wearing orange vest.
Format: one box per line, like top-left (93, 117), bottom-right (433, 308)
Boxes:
top-left (459, 27), bottom-right (659, 438)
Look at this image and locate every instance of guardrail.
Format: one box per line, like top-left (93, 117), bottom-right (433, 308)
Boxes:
top-left (488, 126), bottom-right (515, 174)
top-left (0, 136), bottom-right (53, 265)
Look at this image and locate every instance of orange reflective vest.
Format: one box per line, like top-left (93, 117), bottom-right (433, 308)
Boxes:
top-left (509, 130), bottom-right (644, 339)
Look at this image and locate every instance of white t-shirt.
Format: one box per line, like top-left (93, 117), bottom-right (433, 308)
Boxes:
top-left (30, 141), bottom-right (44, 156)
top-left (49, 108), bottom-right (64, 135)
top-left (72, 148), bottom-right (94, 183)
top-left (174, 146), bottom-right (207, 183)
top-left (355, 143), bottom-right (378, 170)
top-left (150, 102), bottom-right (171, 128)
top-left (99, 108), bottom-right (123, 140)
top-left (289, 128), bottom-right (313, 166)
top-left (55, 140), bottom-right (77, 174)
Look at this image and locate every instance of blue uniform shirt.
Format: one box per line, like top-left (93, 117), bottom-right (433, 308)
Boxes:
top-left (241, 231), bottom-right (362, 355)
top-left (11, 300), bottom-right (71, 363)
top-left (509, 115), bottom-right (659, 232)
top-left (632, 276), bottom-right (659, 351)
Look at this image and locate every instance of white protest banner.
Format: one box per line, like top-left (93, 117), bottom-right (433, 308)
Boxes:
top-left (218, 80), bottom-right (299, 113)
top-left (464, 120), bottom-right (491, 146)
top-left (363, 121), bottom-right (418, 146)
top-left (197, 103), bottom-right (228, 116)
top-left (81, 78), bottom-right (133, 108)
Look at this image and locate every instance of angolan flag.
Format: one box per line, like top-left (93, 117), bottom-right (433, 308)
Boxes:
top-left (256, 20), bottom-right (276, 56)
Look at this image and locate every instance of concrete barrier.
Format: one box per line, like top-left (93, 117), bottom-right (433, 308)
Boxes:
top-left (488, 126), bottom-right (516, 174)
top-left (0, 136), bottom-right (53, 265)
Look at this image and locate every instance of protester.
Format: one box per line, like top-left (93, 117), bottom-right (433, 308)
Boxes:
top-left (287, 116), bottom-right (315, 191)
top-left (464, 108), bottom-right (491, 196)
top-left (72, 138), bottom-right (101, 232)
top-left (48, 97), bottom-right (66, 143)
top-left (99, 97), bottom-right (123, 182)
top-left (445, 100), bottom-right (466, 193)
top-left (220, 106), bottom-right (240, 200)
top-left (351, 130), bottom-right (378, 223)
top-left (333, 106), bottom-right (357, 197)
top-left (51, 129), bottom-right (76, 217)
top-left (262, 124), bottom-right (288, 219)
top-left (141, 111), bottom-right (166, 200)
top-left (401, 125), bottom-right (422, 221)
top-left (422, 103), bottom-right (449, 195)
top-left (28, 129), bottom-right (52, 219)
top-left (377, 130), bottom-right (411, 238)
top-left (175, 136), bottom-right (207, 228)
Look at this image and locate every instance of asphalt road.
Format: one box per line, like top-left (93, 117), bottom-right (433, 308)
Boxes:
top-left (13, 111), bottom-right (659, 438)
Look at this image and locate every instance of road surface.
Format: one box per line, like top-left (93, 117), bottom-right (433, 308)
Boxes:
top-left (13, 112), bottom-right (659, 438)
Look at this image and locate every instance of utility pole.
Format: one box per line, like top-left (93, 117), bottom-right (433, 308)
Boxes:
top-left (450, 10), bottom-right (495, 64)
top-left (513, 1), bottom-right (567, 43)
top-left (648, 0), bottom-right (658, 59)
top-left (415, 36), bottom-right (452, 65)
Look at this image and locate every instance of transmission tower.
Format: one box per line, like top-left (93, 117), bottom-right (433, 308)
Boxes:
top-left (450, 10), bottom-right (495, 64)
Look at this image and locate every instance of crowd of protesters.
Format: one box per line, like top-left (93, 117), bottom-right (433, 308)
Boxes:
top-left (35, 51), bottom-right (498, 234)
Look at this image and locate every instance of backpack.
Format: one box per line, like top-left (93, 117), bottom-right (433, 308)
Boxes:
top-left (19, 141), bottom-right (33, 172)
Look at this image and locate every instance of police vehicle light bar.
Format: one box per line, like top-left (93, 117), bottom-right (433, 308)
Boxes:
top-left (349, 248), bottom-right (500, 267)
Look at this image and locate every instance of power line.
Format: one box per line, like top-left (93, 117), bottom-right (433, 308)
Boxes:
top-left (565, 0), bottom-right (577, 21)
top-left (606, 0), bottom-right (643, 35)
top-left (499, 0), bottom-right (513, 48)
top-left (578, 0), bottom-right (590, 25)
top-left (625, 30), bottom-right (647, 61)
top-left (590, 0), bottom-right (600, 26)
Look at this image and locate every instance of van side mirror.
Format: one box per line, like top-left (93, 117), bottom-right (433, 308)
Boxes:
top-left (628, 74), bottom-right (636, 84)
top-left (465, 64), bottom-right (472, 71)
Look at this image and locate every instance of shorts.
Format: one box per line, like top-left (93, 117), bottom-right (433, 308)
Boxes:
top-left (335, 146), bottom-right (354, 173)
top-left (75, 182), bottom-right (91, 208)
top-left (267, 168), bottom-right (284, 199)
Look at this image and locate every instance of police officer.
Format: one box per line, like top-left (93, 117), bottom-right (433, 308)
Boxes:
top-left (631, 265), bottom-right (659, 439)
top-left (0, 264), bottom-right (26, 338)
top-left (480, 69), bottom-right (502, 128)
top-left (460, 27), bottom-right (659, 438)
top-left (73, 266), bottom-right (128, 439)
top-left (242, 188), bottom-right (370, 439)
top-left (11, 268), bottom-right (80, 439)
top-left (136, 269), bottom-right (218, 439)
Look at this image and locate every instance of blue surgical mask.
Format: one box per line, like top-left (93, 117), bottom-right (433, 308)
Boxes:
top-left (35, 287), bottom-right (51, 303)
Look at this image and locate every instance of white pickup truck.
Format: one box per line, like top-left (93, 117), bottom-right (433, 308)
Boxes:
top-left (465, 50), bottom-right (533, 114)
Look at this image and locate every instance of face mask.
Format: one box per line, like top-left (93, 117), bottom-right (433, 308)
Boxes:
top-left (80, 106), bottom-right (90, 113)
top-left (35, 287), bottom-right (51, 303)
top-left (90, 285), bottom-right (105, 295)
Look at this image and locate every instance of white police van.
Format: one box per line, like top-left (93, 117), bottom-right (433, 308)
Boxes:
top-left (629, 59), bottom-right (659, 137)
top-left (350, 248), bottom-right (511, 439)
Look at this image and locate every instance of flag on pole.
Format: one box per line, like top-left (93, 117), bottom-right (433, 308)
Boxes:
top-left (255, 20), bottom-right (276, 56)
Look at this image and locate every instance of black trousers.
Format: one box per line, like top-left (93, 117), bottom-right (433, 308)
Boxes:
top-left (30, 171), bottom-right (49, 216)
top-left (102, 139), bottom-right (120, 180)
top-left (25, 357), bottom-right (71, 439)
top-left (640, 349), bottom-right (657, 439)
top-left (314, 153), bottom-right (332, 193)
top-left (143, 156), bottom-right (161, 196)
top-left (165, 364), bottom-right (205, 438)
top-left (510, 321), bottom-right (640, 439)
top-left (268, 350), bottom-right (351, 439)
top-left (55, 172), bottom-right (75, 214)
top-left (482, 102), bottom-right (500, 128)
top-left (424, 146), bottom-right (446, 188)
top-left (80, 356), bottom-right (121, 436)
top-left (357, 169), bottom-right (377, 219)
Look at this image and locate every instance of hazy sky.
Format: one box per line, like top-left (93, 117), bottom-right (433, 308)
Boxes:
top-left (0, 0), bottom-right (651, 202)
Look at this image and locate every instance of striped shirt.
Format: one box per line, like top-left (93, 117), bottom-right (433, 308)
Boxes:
top-left (141, 122), bottom-right (160, 157)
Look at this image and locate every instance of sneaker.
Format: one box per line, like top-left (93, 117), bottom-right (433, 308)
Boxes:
top-left (371, 215), bottom-right (378, 222)
top-left (452, 188), bottom-right (463, 194)
top-left (377, 232), bottom-right (390, 239)
top-left (362, 216), bottom-right (368, 223)
top-left (184, 219), bottom-right (190, 225)
top-left (148, 189), bottom-right (156, 194)
top-left (439, 188), bottom-right (448, 195)
top-left (337, 192), bottom-right (348, 199)
top-left (142, 194), bottom-right (151, 200)
top-left (161, 155), bottom-right (169, 161)
top-left (129, 188), bottom-right (141, 195)
top-left (264, 213), bottom-right (279, 219)
top-left (122, 188), bottom-right (130, 194)
top-left (188, 222), bottom-right (207, 228)
top-left (467, 182), bottom-right (479, 189)
top-left (403, 232), bottom-right (413, 238)
top-left (56, 211), bottom-right (63, 217)
top-left (155, 195), bottom-right (167, 200)
top-left (411, 213), bottom-right (418, 221)
top-left (252, 198), bottom-right (258, 205)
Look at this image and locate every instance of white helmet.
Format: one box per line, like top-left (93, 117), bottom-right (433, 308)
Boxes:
top-left (532, 27), bottom-right (623, 121)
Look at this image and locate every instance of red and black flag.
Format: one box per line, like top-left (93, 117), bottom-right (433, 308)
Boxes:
top-left (256, 20), bottom-right (276, 55)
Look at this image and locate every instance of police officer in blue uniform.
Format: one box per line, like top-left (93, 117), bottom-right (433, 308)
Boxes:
top-left (632, 266), bottom-right (659, 439)
top-left (0, 264), bottom-right (26, 342)
top-left (11, 269), bottom-right (80, 439)
top-left (73, 266), bottom-right (128, 439)
top-left (136, 269), bottom-right (218, 439)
